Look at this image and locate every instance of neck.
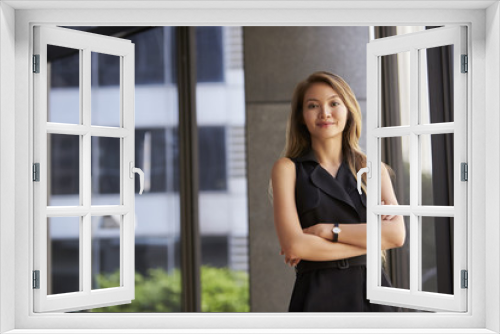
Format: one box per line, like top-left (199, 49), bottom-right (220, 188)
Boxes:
top-left (311, 136), bottom-right (343, 166)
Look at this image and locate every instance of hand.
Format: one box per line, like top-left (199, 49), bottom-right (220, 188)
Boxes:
top-left (280, 248), bottom-right (301, 267)
top-left (303, 223), bottom-right (334, 240)
top-left (381, 200), bottom-right (396, 220)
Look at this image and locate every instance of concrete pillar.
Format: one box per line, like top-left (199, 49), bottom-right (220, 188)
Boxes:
top-left (244, 26), bottom-right (369, 312)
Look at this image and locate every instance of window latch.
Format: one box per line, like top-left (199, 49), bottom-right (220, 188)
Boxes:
top-left (356, 162), bottom-right (371, 195)
top-left (129, 162), bottom-right (144, 195)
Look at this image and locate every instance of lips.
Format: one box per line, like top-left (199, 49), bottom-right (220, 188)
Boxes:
top-left (317, 122), bottom-right (335, 127)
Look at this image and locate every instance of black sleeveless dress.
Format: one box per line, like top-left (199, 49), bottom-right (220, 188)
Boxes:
top-left (288, 150), bottom-right (396, 312)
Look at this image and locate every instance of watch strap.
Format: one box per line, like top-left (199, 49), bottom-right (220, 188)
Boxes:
top-left (333, 223), bottom-right (339, 242)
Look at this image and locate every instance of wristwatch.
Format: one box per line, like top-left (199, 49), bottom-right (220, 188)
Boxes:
top-left (332, 223), bottom-right (341, 242)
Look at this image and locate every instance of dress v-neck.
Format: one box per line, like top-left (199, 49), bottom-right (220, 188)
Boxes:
top-left (318, 160), bottom-right (343, 180)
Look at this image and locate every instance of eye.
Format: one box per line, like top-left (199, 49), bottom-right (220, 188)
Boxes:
top-left (308, 103), bottom-right (318, 109)
top-left (331, 101), bottom-right (340, 107)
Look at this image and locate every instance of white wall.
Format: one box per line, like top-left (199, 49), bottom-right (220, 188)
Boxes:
top-left (0, 2), bottom-right (16, 333)
top-left (485, 2), bottom-right (500, 333)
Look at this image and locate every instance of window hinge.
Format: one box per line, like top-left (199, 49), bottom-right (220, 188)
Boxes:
top-left (33, 270), bottom-right (40, 289)
top-left (33, 163), bottom-right (40, 182)
top-left (461, 54), bottom-right (468, 73)
top-left (461, 270), bottom-right (468, 289)
top-left (461, 162), bottom-right (468, 181)
top-left (33, 54), bottom-right (40, 73)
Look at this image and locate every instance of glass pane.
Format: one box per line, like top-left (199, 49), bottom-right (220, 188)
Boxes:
top-left (48, 45), bottom-right (80, 124)
top-left (92, 215), bottom-right (121, 290)
top-left (91, 137), bottom-right (121, 206)
top-left (380, 136), bottom-right (410, 206)
top-left (196, 26), bottom-right (249, 312)
top-left (419, 45), bottom-right (454, 124)
top-left (91, 52), bottom-right (121, 127)
top-left (421, 216), bottom-right (454, 295)
top-left (88, 27), bottom-right (182, 313)
top-left (48, 217), bottom-right (80, 295)
top-left (381, 215), bottom-right (410, 290)
top-left (379, 51), bottom-right (410, 127)
top-left (48, 134), bottom-right (80, 206)
top-left (420, 133), bottom-right (454, 206)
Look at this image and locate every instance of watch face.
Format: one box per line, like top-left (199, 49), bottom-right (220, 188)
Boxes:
top-left (333, 227), bottom-right (341, 234)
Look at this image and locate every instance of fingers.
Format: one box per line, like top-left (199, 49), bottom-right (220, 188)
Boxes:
top-left (280, 248), bottom-right (300, 267)
top-left (283, 254), bottom-right (300, 267)
top-left (287, 258), bottom-right (300, 267)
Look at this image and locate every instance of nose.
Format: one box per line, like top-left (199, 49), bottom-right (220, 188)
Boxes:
top-left (319, 104), bottom-right (331, 119)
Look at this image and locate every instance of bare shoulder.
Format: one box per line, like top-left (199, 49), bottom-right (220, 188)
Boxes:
top-left (271, 157), bottom-right (296, 198)
top-left (272, 157), bottom-right (295, 177)
top-left (381, 162), bottom-right (389, 174)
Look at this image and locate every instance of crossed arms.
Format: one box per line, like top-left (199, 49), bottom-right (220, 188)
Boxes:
top-left (271, 157), bottom-right (406, 266)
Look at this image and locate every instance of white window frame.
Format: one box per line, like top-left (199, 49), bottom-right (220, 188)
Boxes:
top-left (33, 25), bottom-right (136, 313)
top-left (366, 26), bottom-right (468, 312)
top-left (0, 2), bottom-right (498, 333)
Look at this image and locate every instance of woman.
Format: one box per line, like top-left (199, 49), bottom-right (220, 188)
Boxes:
top-left (271, 71), bottom-right (406, 312)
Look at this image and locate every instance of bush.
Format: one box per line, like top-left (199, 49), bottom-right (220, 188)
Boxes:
top-left (90, 266), bottom-right (249, 312)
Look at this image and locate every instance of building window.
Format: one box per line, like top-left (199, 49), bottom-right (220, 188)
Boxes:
top-left (198, 126), bottom-right (227, 191)
top-left (196, 27), bottom-right (224, 83)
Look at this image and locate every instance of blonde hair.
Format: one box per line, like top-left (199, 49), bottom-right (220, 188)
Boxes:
top-left (285, 71), bottom-right (367, 193)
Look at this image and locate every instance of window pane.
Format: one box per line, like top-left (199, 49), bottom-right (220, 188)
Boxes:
top-left (92, 52), bottom-right (121, 127)
top-left (420, 133), bottom-right (454, 206)
top-left (196, 26), bottom-right (249, 312)
top-left (89, 27), bottom-right (182, 313)
top-left (48, 134), bottom-right (80, 206)
top-left (91, 137), bottom-right (121, 205)
top-left (48, 45), bottom-right (80, 124)
top-left (380, 136), bottom-right (410, 205)
top-left (381, 215), bottom-right (410, 290)
top-left (48, 217), bottom-right (80, 295)
top-left (421, 216), bottom-right (454, 295)
top-left (419, 45), bottom-right (454, 124)
top-left (379, 51), bottom-right (410, 127)
top-left (92, 215), bottom-right (121, 290)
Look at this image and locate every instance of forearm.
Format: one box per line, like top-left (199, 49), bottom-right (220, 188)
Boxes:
top-left (306, 216), bottom-right (406, 250)
top-left (339, 217), bottom-right (405, 250)
top-left (289, 233), bottom-right (366, 261)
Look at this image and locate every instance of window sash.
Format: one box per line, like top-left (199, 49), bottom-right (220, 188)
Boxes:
top-left (366, 25), bottom-right (468, 312)
top-left (33, 25), bottom-right (136, 313)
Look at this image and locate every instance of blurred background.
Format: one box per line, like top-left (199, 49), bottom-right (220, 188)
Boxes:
top-left (46, 26), bottom-right (454, 312)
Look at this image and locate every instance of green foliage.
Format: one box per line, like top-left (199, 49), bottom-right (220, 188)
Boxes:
top-left (89, 266), bottom-right (249, 313)
top-left (200, 266), bottom-right (249, 312)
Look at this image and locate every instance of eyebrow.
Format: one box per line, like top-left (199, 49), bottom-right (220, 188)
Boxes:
top-left (305, 95), bottom-right (340, 102)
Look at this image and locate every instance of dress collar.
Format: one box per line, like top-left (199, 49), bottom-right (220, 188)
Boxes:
top-left (296, 150), bottom-right (358, 211)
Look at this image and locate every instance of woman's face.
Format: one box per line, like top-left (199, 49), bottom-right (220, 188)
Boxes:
top-left (302, 82), bottom-right (348, 141)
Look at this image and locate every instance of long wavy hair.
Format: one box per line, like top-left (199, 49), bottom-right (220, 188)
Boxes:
top-left (284, 71), bottom-right (368, 193)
